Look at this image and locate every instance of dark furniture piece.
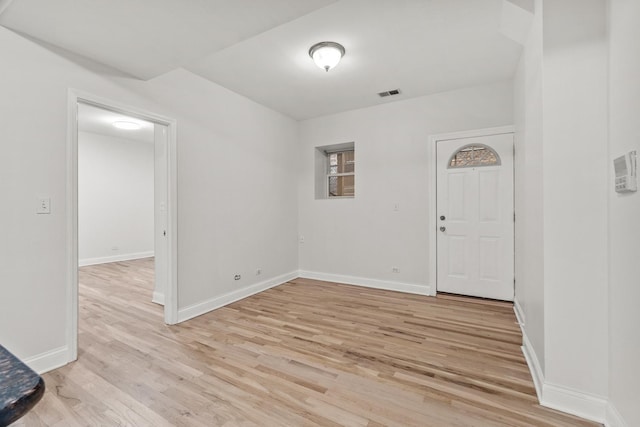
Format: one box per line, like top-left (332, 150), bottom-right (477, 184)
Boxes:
top-left (0, 345), bottom-right (45, 426)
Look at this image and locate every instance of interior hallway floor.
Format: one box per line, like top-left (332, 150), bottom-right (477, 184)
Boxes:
top-left (15, 258), bottom-right (599, 426)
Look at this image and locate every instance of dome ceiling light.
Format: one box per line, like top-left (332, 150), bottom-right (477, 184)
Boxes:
top-left (308, 41), bottom-right (345, 72)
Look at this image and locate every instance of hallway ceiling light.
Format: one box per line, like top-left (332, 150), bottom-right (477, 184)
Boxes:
top-left (308, 41), bottom-right (345, 72)
top-left (112, 121), bottom-right (142, 130)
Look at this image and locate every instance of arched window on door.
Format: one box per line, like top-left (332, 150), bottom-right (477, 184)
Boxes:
top-left (448, 144), bottom-right (501, 168)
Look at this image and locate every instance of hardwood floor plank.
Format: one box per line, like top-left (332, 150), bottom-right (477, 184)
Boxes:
top-left (17, 259), bottom-right (600, 426)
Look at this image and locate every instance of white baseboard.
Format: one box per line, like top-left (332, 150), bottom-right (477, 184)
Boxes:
top-left (24, 345), bottom-right (70, 374)
top-left (513, 298), bottom-right (525, 327)
top-left (298, 270), bottom-right (432, 296)
top-left (178, 270), bottom-right (430, 325)
top-left (152, 291), bottom-right (165, 305)
top-left (521, 325), bottom-right (608, 424)
top-left (79, 251), bottom-right (154, 267)
top-left (541, 383), bottom-right (607, 424)
top-left (605, 402), bottom-right (628, 427)
top-left (177, 271), bottom-right (298, 323)
top-left (521, 327), bottom-right (544, 399)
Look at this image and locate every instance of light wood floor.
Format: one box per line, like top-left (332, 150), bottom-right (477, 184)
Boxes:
top-left (16, 259), bottom-right (599, 426)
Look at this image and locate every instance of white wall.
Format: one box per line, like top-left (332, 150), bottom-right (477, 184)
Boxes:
top-left (608, 1), bottom-right (640, 425)
top-left (148, 69), bottom-right (299, 312)
top-left (78, 131), bottom-right (154, 265)
top-left (513, 0), bottom-right (545, 374)
top-left (542, 0), bottom-right (609, 400)
top-left (513, 0), bottom-right (610, 421)
top-left (298, 81), bottom-right (514, 292)
top-left (0, 26), bottom-right (298, 368)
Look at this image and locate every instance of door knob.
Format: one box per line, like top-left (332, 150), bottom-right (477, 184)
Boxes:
top-left (439, 226), bottom-right (446, 232)
top-left (440, 215), bottom-right (446, 221)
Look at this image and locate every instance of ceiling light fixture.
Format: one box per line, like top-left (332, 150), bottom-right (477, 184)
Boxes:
top-left (308, 41), bottom-right (345, 72)
top-left (112, 121), bottom-right (141, 130)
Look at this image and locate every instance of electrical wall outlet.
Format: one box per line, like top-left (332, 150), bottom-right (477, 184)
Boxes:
top-left (392, 267), bottom-right (400, 273)
top-left (234, 274), bottom-right (241, 280)
top-left (256, 268), bottom-right (262, 276)
top-left (36, 197), bottom-right (51, 214)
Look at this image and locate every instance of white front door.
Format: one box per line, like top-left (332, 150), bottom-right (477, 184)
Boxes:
top-left (436, 133), bottom-right (514, 301)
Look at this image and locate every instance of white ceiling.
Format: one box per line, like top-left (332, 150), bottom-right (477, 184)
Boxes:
top-left (78, 103), bottom-right (154, 144)
top-left (187, 0), bottom-right (522, 119)
top-left (0, 0), bottom-right (523, 120)
top-left (0, 0), bottom-right (337, 79)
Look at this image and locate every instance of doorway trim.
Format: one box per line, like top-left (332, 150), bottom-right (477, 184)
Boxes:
top-left (427, 125), bottom-right (514, 294)
top-left (66, 89), bottom-right (178, 362)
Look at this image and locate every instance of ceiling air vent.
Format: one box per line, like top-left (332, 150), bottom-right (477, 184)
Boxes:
top-left (378, 89), bottom-right (401, 97)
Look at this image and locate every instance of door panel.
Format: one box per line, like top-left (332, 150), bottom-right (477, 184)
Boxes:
top-left (478, 170), bottom-right (499, 221)
top-left (448, 236), bottom-right (467, 277)
top-left (448, 174), bottom-right (468, 221)
top-left (478, 237), bottom-right (500, 280)
top-left (436, 133), bottom-right (514, 301)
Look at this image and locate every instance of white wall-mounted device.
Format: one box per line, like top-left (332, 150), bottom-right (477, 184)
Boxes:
top-left (613, 150), bottom-right (637, 193)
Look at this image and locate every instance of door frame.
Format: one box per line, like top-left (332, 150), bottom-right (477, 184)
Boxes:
top-left (66, 89), bottom-right (179, 363)
top-left (428, 126), bottom-right (514, 295)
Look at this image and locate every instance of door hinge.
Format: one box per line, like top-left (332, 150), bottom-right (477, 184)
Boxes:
top-left (514, 212), bottom-right (516, 222)
top-left (163, 230), bottom-right (167, 236)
